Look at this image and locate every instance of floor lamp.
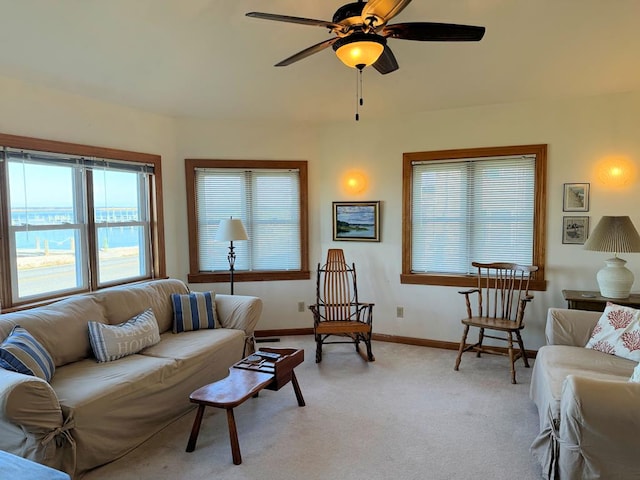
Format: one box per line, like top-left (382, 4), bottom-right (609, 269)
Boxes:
top-left (214, 217), bottom-right (248, 295)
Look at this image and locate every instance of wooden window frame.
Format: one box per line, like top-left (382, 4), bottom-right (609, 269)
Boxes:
top-left (0, 133), bottom-right (166, 310)
top-left (401, 144), bottom-right (547, 291)
top-left (185, 159), bottom-right (310, 283)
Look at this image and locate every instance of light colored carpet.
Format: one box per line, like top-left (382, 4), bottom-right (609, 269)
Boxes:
top-left (83, 336), bottom-right (543, 480)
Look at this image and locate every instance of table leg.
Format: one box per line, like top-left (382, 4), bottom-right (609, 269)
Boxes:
top-left (291, 371), bottom-right (305, 407)
top-left (226, 408), bottom-right (242, 465)
top-left (186, 404), bottom-right (206, 452)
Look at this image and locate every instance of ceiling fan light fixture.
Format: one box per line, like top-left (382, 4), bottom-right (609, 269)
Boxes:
top-left (333, 33), bottom-right (386, 69)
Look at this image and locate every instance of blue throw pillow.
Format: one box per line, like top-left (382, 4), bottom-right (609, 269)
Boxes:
top-left (171, 291), bottom-right (217, 333)
top-left (0, 326), bottom-right (55, 382)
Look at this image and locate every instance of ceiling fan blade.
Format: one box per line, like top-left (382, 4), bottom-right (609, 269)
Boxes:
top-left (383, 22), bottom-right (485, 41)
top-left (246, 12), bottom-right (343, 32)
top-left (275, 37), bottom-right (339, 67)
top-left (372, 45), bottom-right (399, 75)
top-left (362, 0), bottom-right (412, 24)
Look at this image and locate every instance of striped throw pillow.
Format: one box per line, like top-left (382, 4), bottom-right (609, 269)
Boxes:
top-left (0, 326), bottom-right (55, 382)
top-left (171, 291), bottom-right (217, 333)
top-left (88, 308), bottom-right (161, 363)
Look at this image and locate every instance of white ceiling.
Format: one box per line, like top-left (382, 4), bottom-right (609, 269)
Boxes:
top-left (1, 0), bottom-right (640, 123)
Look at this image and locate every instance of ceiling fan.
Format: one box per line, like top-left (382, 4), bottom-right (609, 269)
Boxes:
top-left (246, 0), bottom-right (486, 74)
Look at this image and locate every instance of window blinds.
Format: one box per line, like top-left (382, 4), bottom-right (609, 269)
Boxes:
top-left (2, 147), bottom-right (155, 174)
top-left (411, 155), bottom-right (535, 274)
top-left (195, 168), bottom-right (301, 272)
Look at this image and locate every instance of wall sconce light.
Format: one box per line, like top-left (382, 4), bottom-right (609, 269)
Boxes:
top-left (596, 155), bottom-right (636, 189)
top-left (343, 170), bottom-right (367, 194)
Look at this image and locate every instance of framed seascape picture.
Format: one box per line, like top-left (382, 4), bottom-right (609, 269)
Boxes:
top-left (333, 201), bottom-right (380, 242)
top-left (562, 216), bottom-right (589, 244)
top-left (563, 182), bottom-right (590, 212)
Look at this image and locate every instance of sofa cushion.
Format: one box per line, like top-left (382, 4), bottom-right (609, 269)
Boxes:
top-left (141, 328), bottom-right (243, 363)
top-left (92, 279), bottom-right (189, 334)
top-left (531, 345), bottom-right (636, 425)
top-left (586, 302), bottom-right (640, 362)
top-left (171, 291), bottom-right (217, 333)
top-left (88, 309), bottom-right (161, 363)
top-left (0, 295), bottom-right (105, 367)
top-left (0, 326), bottom-right (55, 381)
top-left (50, 354), bottom-right (179, 473)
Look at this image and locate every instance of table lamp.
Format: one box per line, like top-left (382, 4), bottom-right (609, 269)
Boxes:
top-left (584, 216), bottom-right (640, 299)
top-left (214, 217), bottom-right (248, 295)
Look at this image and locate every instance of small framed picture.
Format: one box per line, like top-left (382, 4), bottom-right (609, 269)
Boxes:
top-left (562, 216), bottom-right (589, 244)
top-left (333, 201), bottom-right (380, 242)
top-left (563, 183), bottom-right (590, 212)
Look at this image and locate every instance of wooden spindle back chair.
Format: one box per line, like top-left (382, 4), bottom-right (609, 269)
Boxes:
top-left (309, 249), bottom-right (374, 363)
top-left (454, 261), bottom-right (538, 384)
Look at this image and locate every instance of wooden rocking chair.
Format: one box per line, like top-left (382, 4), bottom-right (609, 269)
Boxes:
top-left (309, 249), bottom-right (375, 363)
top-left (454, 261), bottom-right (538, 384)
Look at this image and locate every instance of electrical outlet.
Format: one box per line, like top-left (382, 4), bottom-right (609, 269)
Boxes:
top-left (298, 301), bottom-right (305, 313)
top-left (396, 306), bottom-right (404, 318)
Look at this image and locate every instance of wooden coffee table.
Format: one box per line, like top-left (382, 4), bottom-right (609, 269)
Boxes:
top-left (186, 347), bottom-right (305, 465)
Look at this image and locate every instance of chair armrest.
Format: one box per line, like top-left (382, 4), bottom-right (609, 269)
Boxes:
top-left (215, 294), bottom-right (263, 335)
top-left (559, 375), bottom-right (640, 478)
top-left (356, 302), bottom-right (375, 308)
top-left (545, 308), bottom-right (601, 346)
top-left (458, 288), bottom-right (480, 295)
top-left (356, 302), bottom-right (374, 324)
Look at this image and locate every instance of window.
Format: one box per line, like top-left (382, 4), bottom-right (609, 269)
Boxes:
top-left (402, 145), bottom-right (546, 290)
top-left (0, 133), bottom-right (165, 309)
top-left (185, 159), bottom-right (309, 283)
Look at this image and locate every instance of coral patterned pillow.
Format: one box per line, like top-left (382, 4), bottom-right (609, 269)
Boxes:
top-left (586, 302), bottom-right (640, 362)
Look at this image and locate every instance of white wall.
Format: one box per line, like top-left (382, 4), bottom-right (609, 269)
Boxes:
top-left (3, 73), bottom-right (640, 350)
top-left (0, 75), bottom-right (184, 277)
top-left (315, 92), bottom-right (640, 349)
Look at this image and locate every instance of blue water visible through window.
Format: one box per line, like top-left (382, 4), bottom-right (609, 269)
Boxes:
top-left (13, 207), bottom-right (140, 251)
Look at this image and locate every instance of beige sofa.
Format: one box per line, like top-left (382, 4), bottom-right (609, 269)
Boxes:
top-left (530, 307), bottom-right (639, 480)
top-left (0, 279), bottom-right (262, 479)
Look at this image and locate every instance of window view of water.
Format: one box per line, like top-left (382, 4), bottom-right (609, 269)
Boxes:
top-left (13, 207), bottom-right (140, 250)
top-left (12, 207), bottom-right (144, 298)
top-left (4, 155), bottom-right (152, 302)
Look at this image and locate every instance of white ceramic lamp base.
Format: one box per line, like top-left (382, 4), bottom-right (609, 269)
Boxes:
top-left (597, 257), bottom-right (634, 299)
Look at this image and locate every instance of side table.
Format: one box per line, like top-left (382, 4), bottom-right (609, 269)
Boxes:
top-left (562, 289), bottom-right (640, 312)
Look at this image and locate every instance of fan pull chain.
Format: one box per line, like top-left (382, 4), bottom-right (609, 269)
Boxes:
top-left (355, 67), bottom-right (364, 121)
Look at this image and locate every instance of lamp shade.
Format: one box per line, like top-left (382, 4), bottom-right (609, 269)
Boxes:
top-left (584, 216), bottom-right (640, 253)
top-left (584, 216), bottom-right (640, 299)
top-left (333, 33), bottom-right (386, 69)
top-left (215, 218), bottom-right (248, 242)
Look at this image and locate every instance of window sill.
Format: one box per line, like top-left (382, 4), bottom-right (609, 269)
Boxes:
top-left (400, 273), bottom-right (547, 292)
top-left (1, 276), bottom-right (165, 314)
top-left (188, 271), bottom-right (311, 283)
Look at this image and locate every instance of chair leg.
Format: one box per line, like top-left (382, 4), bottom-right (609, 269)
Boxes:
top-left (476, 328), bottom-right (485, 358)
top-left (364, 333), bottom-right (374, 362)
top-left (507, 332), bottom-right (517, 384)
top-left (515, 330), bottom-right (530, 368)
top-left (455, 325), bottom-right (469, 371)
top-left (315, 334), bottom-right (322, 363)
